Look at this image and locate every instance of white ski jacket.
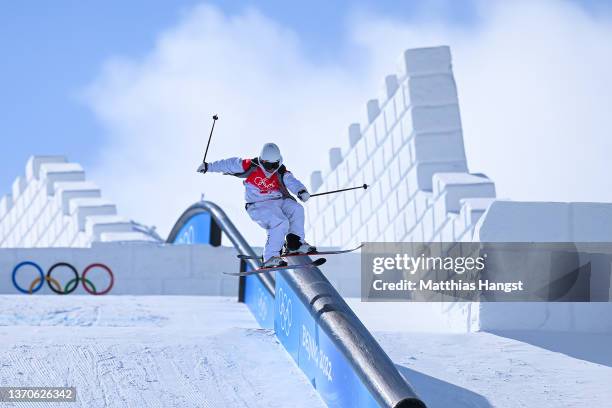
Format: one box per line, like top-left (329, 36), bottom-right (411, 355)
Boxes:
top-left (207, 157), bottom-right (307, 204)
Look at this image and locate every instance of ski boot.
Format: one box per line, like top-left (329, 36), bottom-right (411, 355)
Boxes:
top-left (262, 257), bottom-right (288, 268)
top-left (283, 233), bottom-right (317, 255)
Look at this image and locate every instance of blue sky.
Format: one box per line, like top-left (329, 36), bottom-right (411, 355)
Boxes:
top-left (0, 0), bottom-right (485, 189)
top-left (1, 0), bottom-right (612, 237)
top-left (1, 0), bottom-right (199, 188)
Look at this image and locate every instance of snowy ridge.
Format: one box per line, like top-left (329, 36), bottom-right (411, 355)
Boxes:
top-left (0, 156), bottom-right (160, 247)
top-left (306, 46), bottom-right (496, 247)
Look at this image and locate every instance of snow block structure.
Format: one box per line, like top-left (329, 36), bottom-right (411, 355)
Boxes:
top-left (0, 156), bottom-right (160, 248)
top-left (305, 46), bottom-right (612, 252)
top-left (306, 46), bottom-right (497, 247)
top-left (304, 45), bottom-right (612, 334)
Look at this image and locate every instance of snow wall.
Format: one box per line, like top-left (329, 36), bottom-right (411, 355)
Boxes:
top-left (348, 200), bottom-right (612, 334)
top-left (0, 235), bottom-right (360, 298)
top-left (0, 155), bottom-right (158, 248)
top-left (0, 244), bottom-right (240, 296)
top-left (346, 200), bottom-right (612, 334)
top-left (472, 201), bottom-right (612, 333)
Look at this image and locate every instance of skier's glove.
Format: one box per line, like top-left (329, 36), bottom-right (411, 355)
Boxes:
top-left (297, 190), bottom-right (310, 202)
top-left (197, 162), bottom-right (208, 174)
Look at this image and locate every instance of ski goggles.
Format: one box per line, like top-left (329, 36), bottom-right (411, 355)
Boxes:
top-left (261, 160), bottom-right (280, 171)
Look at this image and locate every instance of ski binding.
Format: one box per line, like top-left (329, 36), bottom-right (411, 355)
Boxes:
top-left (224, 258), bottom-right (326, 276)
top-left (237, 244), bottom-right (363, 261)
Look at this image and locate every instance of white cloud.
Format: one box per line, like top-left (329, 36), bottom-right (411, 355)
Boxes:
top-left (85, 1), bottom-right (612, 244)
top-left (85, 5), bottom-right (372, 242)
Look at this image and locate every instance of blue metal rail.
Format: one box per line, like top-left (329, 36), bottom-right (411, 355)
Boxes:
top-left (168, 200), bottom-right (425, 408)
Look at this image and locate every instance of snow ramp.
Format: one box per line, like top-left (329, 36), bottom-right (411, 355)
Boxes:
top-left (0, 296), bottom-right (325, 408)
top-left (167, 201), bottom-right (426, 408)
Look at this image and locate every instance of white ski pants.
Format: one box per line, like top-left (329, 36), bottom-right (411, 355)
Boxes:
top-left (246, 198), bottom-right (305, 261)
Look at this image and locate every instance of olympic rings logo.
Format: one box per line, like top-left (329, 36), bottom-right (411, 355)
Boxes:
top-left (12, 261), bottom-right (114, 295)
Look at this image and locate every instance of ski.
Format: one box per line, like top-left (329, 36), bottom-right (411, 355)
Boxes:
top-left (224, 258), bottom-right (327, 276)
top-left (236, 244), bottom-right (363, 261)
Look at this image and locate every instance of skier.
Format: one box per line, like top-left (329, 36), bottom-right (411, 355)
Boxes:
top-left (197, 142), bottom-right (316, 268)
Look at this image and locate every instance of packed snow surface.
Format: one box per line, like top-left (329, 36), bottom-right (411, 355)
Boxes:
top-left (351, 300), bottom-right (612, 407)
top-left (0, 296), bottom-right (325, 408)
top-left (377, 331), bottom-right (612, 408)
top-left (1, 295), bottom-right (611, 408)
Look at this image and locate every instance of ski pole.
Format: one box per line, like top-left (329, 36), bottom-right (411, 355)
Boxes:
top-left (310, 184), bottom-right (368, 198)
top-left (202, 114), bottom-right (219, 163)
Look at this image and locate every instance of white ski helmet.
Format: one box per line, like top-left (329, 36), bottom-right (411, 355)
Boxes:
top-left (258, 143), bottom-right (283, 175)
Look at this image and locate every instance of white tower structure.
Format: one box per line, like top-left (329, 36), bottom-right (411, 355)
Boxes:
top-left (0, 156), bottom-right (160, 248)
top-left (306, 46), bottom-right (495, 247)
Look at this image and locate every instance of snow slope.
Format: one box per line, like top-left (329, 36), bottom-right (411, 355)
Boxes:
top-left (349, 300), bottom-right (612, 407)
top-left (2, 295), bottom-right (611, 408)
top-left (0, 296), bottom-right (325, 408)
top-left (378, 331), bottom-right (612, 408)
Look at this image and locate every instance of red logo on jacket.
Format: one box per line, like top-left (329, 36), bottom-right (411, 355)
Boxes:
top-left (242, 159), bottom-right (280, 194)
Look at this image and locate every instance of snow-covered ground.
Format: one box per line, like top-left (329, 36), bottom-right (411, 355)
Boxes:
top-left (349, 300), bottom-right (612, 407)
top-left (0, 296), bottom-right (325, 408)
top-left (1, 295), bottom-right (611, 408)
top-left (378, 332), bottom-right (612, 408)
